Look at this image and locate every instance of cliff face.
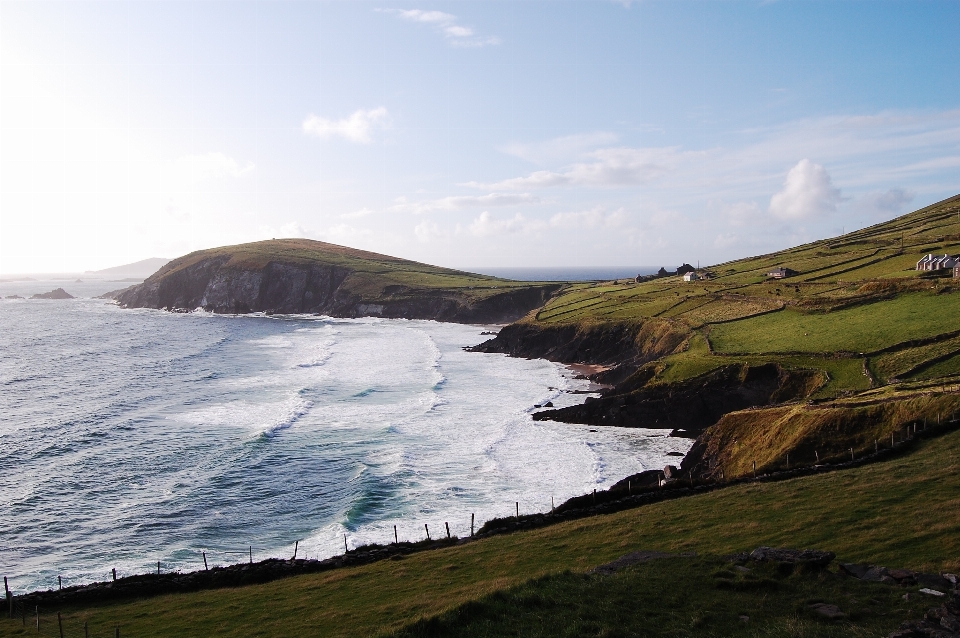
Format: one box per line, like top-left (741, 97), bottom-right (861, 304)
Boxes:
top-left (532, 363), bottom-right (825, 437)
top-left (469, 318), bottom-right (692, 367)
top-left (113, 251), bottom-right (560, 324)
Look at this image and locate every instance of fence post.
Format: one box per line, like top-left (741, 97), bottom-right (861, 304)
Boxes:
top-left (628, 480), bottom-right (631, 494)
top-left (115, 626), bottom-right (120, 638)
top-left (471, 513), bottom-right (474, 536)
top-left (35, 605), bottom-right (39, 632)
top-left (58, 575), bottom-right (62, 590)
top-left (445, 522), bottom-right (450, 539)
top-left (203, 552), bottom-right (208, 571)
top-left (753, 460), bottom-right (756, 477)
top-left (515, 502), bottom-right (519, 519)
top-left (293, 540), bottom-right (298, 560)
top-left (85, 621), bottom-right (89, 638)
top-left (592, 488), bottom-right (596, 504)
top-left (425, 524), bottom-right (430, 541)
top-left (850, 447), bottom-right (854, 461)
top-left (344, 535), bottom-right (348, 554)
top-left (58, 611), bottom-right (64, 638)
top-left (111, 568), bottom-right (116, 581)
top-left (551, 496), bottom-right (555, 512)
top-left (394, 525), bottom-right (398, 544)
top-left (249, 546), bottom-right (252, 564)
top-left (157, 561), bottom-right (160, 576)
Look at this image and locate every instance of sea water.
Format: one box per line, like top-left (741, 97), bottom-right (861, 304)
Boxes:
top-left (0, 280), bottom-right (690, 593)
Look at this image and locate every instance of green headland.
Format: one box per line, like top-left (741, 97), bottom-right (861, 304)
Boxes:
top-left (10, 195), bottom-right (960, 637)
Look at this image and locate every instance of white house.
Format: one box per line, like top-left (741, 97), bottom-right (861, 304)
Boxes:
top-left (682, 272), bottom-right (699, 282)
top-left (916, 254), bottom-right (957, 271)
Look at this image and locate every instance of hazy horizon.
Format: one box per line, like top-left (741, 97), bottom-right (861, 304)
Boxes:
top-left (2, 1), bottom-right (959, 274)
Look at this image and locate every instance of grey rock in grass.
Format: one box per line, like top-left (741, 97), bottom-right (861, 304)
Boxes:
top-left (808, 603), bottom-right (847, 620)
top-left (749, 546), bottom-right (835, 567)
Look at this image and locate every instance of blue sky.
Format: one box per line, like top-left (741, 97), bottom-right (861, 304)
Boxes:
top-left (2, 1), bottom-right (959, 273)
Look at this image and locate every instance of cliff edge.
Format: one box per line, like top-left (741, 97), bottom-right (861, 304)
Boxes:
top-left (111, 239), bottom-right (562, 323)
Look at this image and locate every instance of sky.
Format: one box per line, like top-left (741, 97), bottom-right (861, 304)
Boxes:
top-left (1, 1), bottom-right (959, 274)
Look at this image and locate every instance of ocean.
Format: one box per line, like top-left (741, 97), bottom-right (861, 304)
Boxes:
top-left (0, 279), bottom-right (690, 594)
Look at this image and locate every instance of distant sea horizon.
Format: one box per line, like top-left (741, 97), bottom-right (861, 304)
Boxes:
top-left (466, 267), bottom-right (662, 282)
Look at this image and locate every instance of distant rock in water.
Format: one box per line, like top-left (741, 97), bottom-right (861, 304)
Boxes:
top-left (31, 288), bottom-right (74, 300)
top-left (111, 238), bottom-right (562, 323)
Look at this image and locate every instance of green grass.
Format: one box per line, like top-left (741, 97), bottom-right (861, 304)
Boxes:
top-left (6, 428), bottom-right (959, 637)
top-left (709, 291), bottom-right (960, 354)
top-left (393, 556), bottom-right (934, 638)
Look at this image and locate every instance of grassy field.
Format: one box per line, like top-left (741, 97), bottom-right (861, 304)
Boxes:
top-left (6, 428), bottom-right (959, 637)
top-left (393, 556), bottom-right (934, 638)
top-left (708, 291), bottom-right (960, 354)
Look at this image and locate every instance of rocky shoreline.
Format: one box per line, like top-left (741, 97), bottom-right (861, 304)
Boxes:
top-left (9, 417), bottom-right (956, 611)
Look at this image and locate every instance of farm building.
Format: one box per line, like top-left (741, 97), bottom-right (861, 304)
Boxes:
top-left (682, 271), bottom-right (699, 282)
top-left (767, 267), bottom-right (797, 279)
top-left (916, 254), bottom-right (957, 271)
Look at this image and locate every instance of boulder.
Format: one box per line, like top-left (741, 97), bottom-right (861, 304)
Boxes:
top-left (808, 603), bottom-right (847, 620)
top-left (749, 546), bottom-right (836, 567)
top-left (663, 465), bottom-right (680, 480)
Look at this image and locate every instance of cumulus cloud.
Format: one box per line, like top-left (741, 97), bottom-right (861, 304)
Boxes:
top-left (302, 107), bottom-right (390, 144)
top-left (852, 188), bottom-right (914, 216)
top-left (414, 220), bottom-right (445, 243)
top-left (769, 159), bottom-right (843, 220)
top-left (340, 207), bottom-right (376, 220)
top-left (390, 192), bottom-right (540, 215)
top-left (466, 147), bottom-right (683, 190)
top-left (500, 132), bottom-right (619, 164)
top-left (468, 212), bottom-right (544, 237)
top-left (173, 152), bottom-right (254, 184)
top-left (549, 206), bottom-right (627, 230)
top-left (387, 9), bottom-right (499, 47)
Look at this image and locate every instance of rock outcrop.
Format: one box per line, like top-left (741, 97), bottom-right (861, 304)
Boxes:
top-left (532, 363), bottom-right (824, 437)
top-left (110, 239), bottom-right (562, 323)
top-left (30, 288), bottom-right (73, 299)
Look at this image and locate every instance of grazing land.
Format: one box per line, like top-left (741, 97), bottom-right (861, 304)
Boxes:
top-left (5, 427), bottom-right (958, 637)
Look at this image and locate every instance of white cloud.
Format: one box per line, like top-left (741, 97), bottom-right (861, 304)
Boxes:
top-left (302, 107), bottom-right (390, 144)
top-left (714, 233), bottom-right (740, 249)
top-left (500, 132), bottom-right (619, 164)
top-left (468, 212), bottom-right (544, 237)
top-left (851, 188), bottom-right (915, 217)
top-left (549, 206), bottom-right (627, 230)
top-left (769, 159), bottom-right (843, 220)
top-left (173, 152), bottom-right (254, 185)
top-left (340, 207), bottom-right (376, 220)
top-left (414, 220), bottom-right (445, 243)
top-left (467, 147), bottom-right (686, 190)
top-left (391, 192), bottom-right (540, 215)
top-left (388, 9), bottom-right (499, 47)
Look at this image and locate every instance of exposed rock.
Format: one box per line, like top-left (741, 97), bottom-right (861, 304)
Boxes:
top-left (888, 592), bottom-right (960, 637)
top-left (533, 363), bottom-right (823, 437)
top-left (30, 288), bottom-right (73, 299)
top-left (748, 546), bottom-right (835, 567)
top-left (808, 603), bottom-right (847, 620)
top-left (590, 550), bottom-right (693, 575)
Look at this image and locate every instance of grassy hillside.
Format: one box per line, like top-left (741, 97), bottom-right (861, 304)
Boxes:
top-left (519, 195), bottom-right (960, 395)
top-left (150, 238), bottom-right (540, 304)
top-left (5, 427), bottom-right (958, 637)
